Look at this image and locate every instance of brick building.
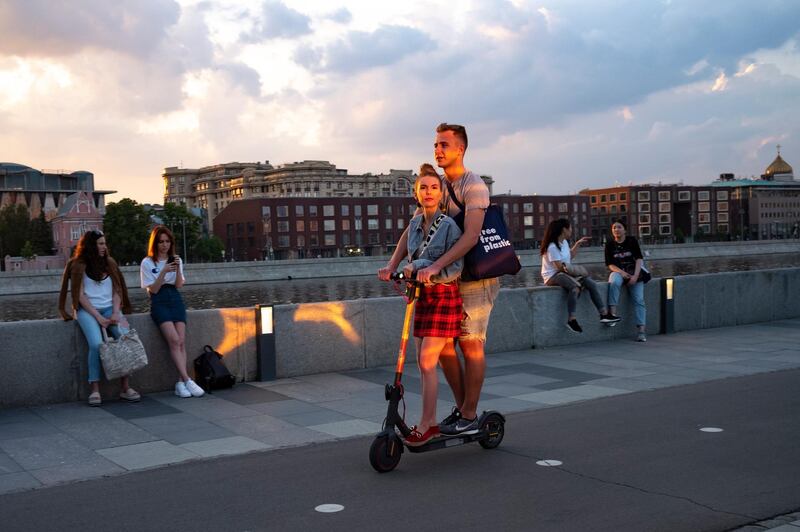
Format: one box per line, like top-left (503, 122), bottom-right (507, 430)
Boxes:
top-left (490, 194), bottom-right (590, 249)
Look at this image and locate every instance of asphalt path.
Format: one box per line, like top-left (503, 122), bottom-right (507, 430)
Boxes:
top-left (2, 369), bottom-right (800, 532)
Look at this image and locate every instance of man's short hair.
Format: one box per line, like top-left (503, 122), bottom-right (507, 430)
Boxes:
top-left (436, 123), bottom-right (468, 151)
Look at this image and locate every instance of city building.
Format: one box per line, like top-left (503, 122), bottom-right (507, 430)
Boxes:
top-left (0, 163), bottom-right (113, 221)
top-left (213, 196), bottom-right (419, 260)
top-left (50, 191), bottom-right (104, 258)
top-left (582, 148), bottom-right (799, 242)
top-left (163, 159), bottom-right (497, 233)
top-left (214, 192), bottom-right (588, 261)
top-left (163, 160), bottom-right (417, 231)
top-left (710, 148), bottom-right (799, 239)
top-left (490, 194), bottom-right (590, 249)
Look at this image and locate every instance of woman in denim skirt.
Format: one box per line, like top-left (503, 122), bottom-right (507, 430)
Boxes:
top-left (140, 225), bottom-right (204, 398)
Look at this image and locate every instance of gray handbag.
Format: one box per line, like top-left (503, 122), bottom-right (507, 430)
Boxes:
top-left (99, 327), bottom-right (148, 380)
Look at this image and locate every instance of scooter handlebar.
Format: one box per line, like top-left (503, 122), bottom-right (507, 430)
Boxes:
top-left (390, 272), bottom-right (417, 282)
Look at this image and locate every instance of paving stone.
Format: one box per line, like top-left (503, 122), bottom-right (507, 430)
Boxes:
top-left (150, 392), bottom-right (261, 421)
top-left (97, 440), bottom-right (199, 471)
top-left (315, 398), bottom-right (386, 419)
top-left (0, 472), bottom-right (41, 494)
top-left (29, 454), bottom-right (124, 486)
top-left (32, 402), bottom-right (116, 426)
top-left (56, 418), bottom-right (159, 450)
top-left (211, 384), bottom-right (292, 405)
top-left (483, 373), bottom-right (560, 387)
top-left (246, 399), bottom-right (322, 416)
top-left (179, 436), bottom-right (270, 458)
top-left (159, 425), bottom-right (236, 445)
top-left (100, 396), bottom-right (181, 420)
top-left (511, 390), bottom-right (586, 405)
top-left (0, 408), bottom-right (40, 425)
top-left (555, 384), bottom-right (630, 399)
top-left (0, 451), bottom-right (22, 474)
top-left (0, 433), bottom-right (96, 470)
top-left (477, 397), bottom-right (547, 413)
top-left (307, 419), bottom-right (383, 438)
top-left (213, 414), bottom-right (337, 447)
top-left (481, 383), bottom-right (542, 397)
top-left (279, 409), bottom-right (355, 427)
top-left (129, 413), bottom-right (215, 434)
top-left (0, 420), bottom-right (60, 441)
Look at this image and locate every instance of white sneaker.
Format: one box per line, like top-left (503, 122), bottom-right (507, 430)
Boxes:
top-left (185, 379), bottom-right (205, 397)
top-left (175, 381), bottom-right (191, 398)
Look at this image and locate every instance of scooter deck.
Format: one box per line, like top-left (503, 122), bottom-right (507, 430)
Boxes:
top-left (405, 430), bottom-right (486, 453)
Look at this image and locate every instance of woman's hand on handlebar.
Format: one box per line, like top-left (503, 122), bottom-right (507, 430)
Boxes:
top-left (378, 266), bottom-right (395, 281)
top-left (402, 263), bottom-right (416, 279)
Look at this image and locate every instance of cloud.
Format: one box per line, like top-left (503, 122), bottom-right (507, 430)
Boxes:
top-left (324, 8), bottom-right (352, 24)
top-left (243, 1), bottom-right (312, 41)
top-left (296, 25), bottom-right (436, 74)
top-left (0, 0), bottom-right (181, 58)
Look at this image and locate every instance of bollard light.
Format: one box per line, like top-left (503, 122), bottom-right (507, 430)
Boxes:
top-left (256, 304), bottom-right (276, 381)
top-left (661, 277), bottom-right (675, 334)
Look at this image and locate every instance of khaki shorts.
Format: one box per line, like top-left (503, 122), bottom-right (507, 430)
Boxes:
top-left (458, 278), bottom-right (500, 342)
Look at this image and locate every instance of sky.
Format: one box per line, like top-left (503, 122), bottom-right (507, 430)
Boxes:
top-left (1, 0), bottom-right (799, 204)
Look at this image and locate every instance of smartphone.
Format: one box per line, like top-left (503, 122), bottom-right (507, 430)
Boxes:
top-left (167, 256), bottom-right (176, 264)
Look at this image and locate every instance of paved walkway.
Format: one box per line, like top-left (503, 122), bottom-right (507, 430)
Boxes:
top-left (1, 319), bottom-right (799, 499)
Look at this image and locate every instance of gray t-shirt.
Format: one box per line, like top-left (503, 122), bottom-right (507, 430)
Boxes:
top-left (442, 169), bottom-right (490, 221)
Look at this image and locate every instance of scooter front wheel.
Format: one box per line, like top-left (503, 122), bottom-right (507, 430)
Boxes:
top-left (479, 413), bottom-right (505, 449)
top-left (369, 434), bottom-right (402, 472)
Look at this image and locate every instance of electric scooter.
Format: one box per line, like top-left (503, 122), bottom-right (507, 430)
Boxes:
top-left (369, 272), bottom-right (505, 473)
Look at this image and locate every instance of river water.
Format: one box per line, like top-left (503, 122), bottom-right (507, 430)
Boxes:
top-left (2, 253), bottom-right (799, 322)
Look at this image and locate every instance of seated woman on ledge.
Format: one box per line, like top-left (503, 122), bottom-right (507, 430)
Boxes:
top-left (540, 218), bottom-right (620, 333)
top-left (58, 230), bottom-right (141, 406)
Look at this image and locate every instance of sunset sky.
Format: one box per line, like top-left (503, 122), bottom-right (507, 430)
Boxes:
top-left (1, 0), bottom-right (799, 204)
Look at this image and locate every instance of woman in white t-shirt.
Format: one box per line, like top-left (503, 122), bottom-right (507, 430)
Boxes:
top-left (141, 226), bottom-right (204, 398)
top-left (58, 230), bottom-right (140, 406)
top-left (540, 219), bottom-right (619, 333)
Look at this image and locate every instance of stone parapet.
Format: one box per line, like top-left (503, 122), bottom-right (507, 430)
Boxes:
top-left (0, 268), bottom-right (798, 407)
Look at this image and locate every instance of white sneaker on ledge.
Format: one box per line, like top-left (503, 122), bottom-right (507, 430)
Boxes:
top-left (175, 380), bottom-right (191, 398)
top-left (185, 379), bottom-right (205, 397)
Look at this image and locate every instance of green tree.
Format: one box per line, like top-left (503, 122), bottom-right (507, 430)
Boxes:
top-left (160, 202), bottom-right (202, 260)
top-left (0, 204), bottom-right (31, 259)
top-left (29, 211), bottom-right (54, 255)
top-left (103, 198), bottom-right (151, 264)
top-left (20, 241), bottom-right (35, 260)
top-left (193, 236), bottom-right (225, 262)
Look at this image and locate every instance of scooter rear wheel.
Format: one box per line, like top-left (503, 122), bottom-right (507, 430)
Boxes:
top-left (479, 413), bottom-right (505, 449)
top-left (369, 435), bottom-right (402, 472)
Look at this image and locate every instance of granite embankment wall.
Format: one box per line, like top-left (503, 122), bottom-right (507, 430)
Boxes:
top-left (1, 267), bottom-right (798, 407)
top-left (2, 240), bottom-right (800, 295)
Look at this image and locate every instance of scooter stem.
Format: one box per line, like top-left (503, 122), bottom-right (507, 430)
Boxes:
top-left (394, 285), bottom-right (420, 386)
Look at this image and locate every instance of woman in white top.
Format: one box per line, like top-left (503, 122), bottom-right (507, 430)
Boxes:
top-left (540, 218), bottom-right (619, 333)
top-left (141, 226), bottom-right (204, 398)
top-left (58, 230), bottom-right (140, 406)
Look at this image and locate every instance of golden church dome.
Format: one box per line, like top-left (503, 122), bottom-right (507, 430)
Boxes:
top-left (764, 147), bottom-right (793, 177)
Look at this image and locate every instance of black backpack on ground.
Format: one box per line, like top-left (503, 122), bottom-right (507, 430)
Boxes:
top-left (193, 345), bottom-right (236, 393)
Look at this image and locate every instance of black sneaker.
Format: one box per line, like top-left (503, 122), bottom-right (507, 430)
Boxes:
top-left (600, 313), bottom-right (621, 324)
top-left (566, 319), bottom-right (583, 333)
top-left (439, 406), bottom-right (462, 428)
top-left (441, 415), bottom-right (480, 436)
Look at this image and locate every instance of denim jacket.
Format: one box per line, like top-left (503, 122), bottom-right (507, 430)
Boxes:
top-left (406, 211), bottom-right (463, 283)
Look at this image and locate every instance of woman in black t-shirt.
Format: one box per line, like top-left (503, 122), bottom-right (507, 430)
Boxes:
top-left (604, 221), bottom-right (648, 342)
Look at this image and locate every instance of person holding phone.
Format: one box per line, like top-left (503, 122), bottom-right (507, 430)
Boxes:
top-left (140, 225), bottom-right (204, 398)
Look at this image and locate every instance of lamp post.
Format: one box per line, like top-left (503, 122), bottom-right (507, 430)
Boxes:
top-left (256, 305), bottom-right (276, 381)
top-left (661, 277), bottom-right (674, 334)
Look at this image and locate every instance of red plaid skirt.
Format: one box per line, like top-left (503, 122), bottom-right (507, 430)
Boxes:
top-left (413, 282), bottom-right (463, 338)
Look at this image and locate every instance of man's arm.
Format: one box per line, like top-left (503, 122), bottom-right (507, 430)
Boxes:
top-left (416, 208), bottom-right (484, 283)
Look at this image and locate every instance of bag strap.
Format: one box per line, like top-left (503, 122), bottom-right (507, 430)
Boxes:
top-left (444, 180), bottom-right (466, 213)
top-left (411, 213), bottom-right (446, 261)
top-left (101, 327), bottom-right (109, 343)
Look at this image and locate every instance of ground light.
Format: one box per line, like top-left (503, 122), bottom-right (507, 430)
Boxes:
top-left (661, 277), bottom-right (674, 334)
top-left (256, 304), bottom-right (276, 381)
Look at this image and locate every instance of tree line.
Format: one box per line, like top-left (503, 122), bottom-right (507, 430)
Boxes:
top-left (0, 199), bottom-right (224, 267)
